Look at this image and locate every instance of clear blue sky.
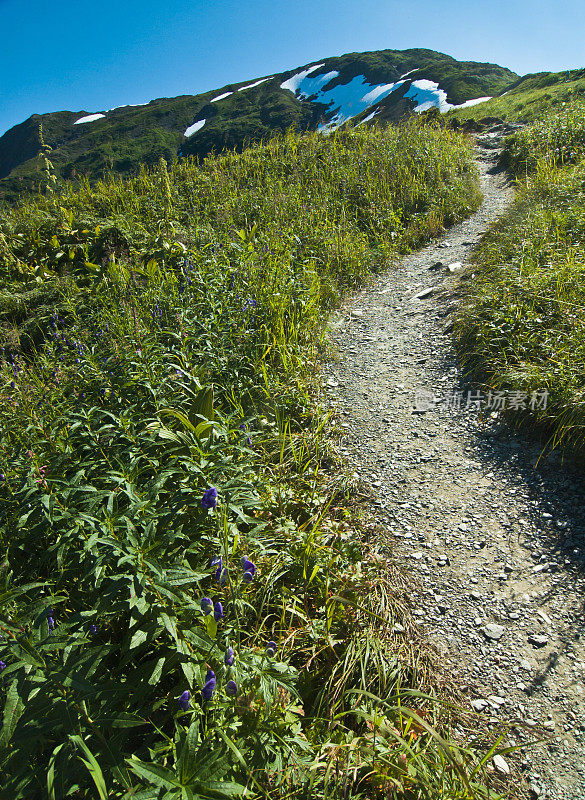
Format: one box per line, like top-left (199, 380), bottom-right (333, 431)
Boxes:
top-left (1, 0), bottom-right (584, 137)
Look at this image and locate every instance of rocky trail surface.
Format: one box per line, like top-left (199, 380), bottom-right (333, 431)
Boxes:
top-left (325, 125), bottom-right (585, 799)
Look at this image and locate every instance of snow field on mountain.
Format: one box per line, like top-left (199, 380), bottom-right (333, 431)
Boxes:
top-left (74, 113), bottom-right (106, 124)
top-left (211, 91), bottom-right (233, 102)
top-left (184, 119), bottom-right (206, 137)
top-left (280, 64), bottom-right (491, 128)
top-left (237, 77), bottom-right (272, 91)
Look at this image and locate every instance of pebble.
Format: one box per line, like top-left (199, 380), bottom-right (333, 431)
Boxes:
top-left (493, 754), bottom-right (510, 775)
top-left (482, 623), bottom-right (506, 641)
top-left (528, 634), bottom-right (549, 648)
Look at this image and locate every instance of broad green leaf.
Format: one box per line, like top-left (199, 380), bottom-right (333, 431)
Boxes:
top-left (203, 615), bottom-right (218, 639)
top-left (126, 757), bottom-right (182, 789)
top-left (0, 679), bottom-right (26, 748)
top-left (178, 719), bottom-right (201, 784)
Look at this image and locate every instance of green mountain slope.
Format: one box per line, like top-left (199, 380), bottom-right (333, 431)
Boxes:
top-left (447, 67), bottom-right (585, 124)
top-left (0, 47), bottom-right (517, 202)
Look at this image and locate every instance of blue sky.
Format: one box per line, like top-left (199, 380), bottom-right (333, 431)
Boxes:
top-left (1, 0), bottom-right (584, 137)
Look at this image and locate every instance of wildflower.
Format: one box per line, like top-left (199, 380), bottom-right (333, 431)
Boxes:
top-left (47, 612), bottom-right (55, 632)
top-left (224, 646), bottom-right (234, 666)
top-left (211, 556), bottom-right (226, 584)
top-left (239, 422), bottom-right (252, 446)
top-left (89, 624), bottom-right (98, 635)
top-left (200, 597), bottom-right (213, 614)
top-left (226, 679), bottom-right (238, 697)
top-left (214, 601), bottom-right (223, 622)
top-left (178, 690), bottom-right (191, 711)
top-left (201, 486), bottom-right (218, 510)
top-left (241, 557), bottom-right (256, 583)
top-left (266, 640), bottom-right (277, 657)
top-left (202, 669), bottom-right (216, 701)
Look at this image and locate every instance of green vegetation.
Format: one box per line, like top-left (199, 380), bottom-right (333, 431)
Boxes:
top-left (447, 69), bottom-right (585, 125)
top-left (0, 123), bottom-right (510, 799)
top-left (503, 99), bottom-right (585, 172)
top-left (0, 48), bottom-right (517, 203)
top-left (455, 99), bottom-right (585, 452)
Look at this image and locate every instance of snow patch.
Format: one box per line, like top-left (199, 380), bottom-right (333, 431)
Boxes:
top-left (184, 119), bottom-right (206, 137)
top-left (452, 96), bottom-right (492, 109)
top-left (399, 68), bottom-right (419, 80)
top-left (356, 109), bottom-right (380, 125)
top-left (211, 91), bottom-right (233, 102)
top-left (108, 103), bottom-right (149, 111)
top-left (74, 113), bottom-right (106, 125)
top-left (238, 77), bottom-right (272, 91)
top-left (361, 82), bottom-right (404, 104)
top-left (405, 80), bottom-right (451, 112)
top-left (282, 66), bottom-right (409, 130)
top-left (280, 64), bottom-right (325, 93)
top-left (283, 65), bottom-right (493, 127)
top-left (405, 80), bottom-right (491, 113)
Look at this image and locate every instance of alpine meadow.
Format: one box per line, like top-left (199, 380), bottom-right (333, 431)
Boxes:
top-left (2, 42), bottom-right (585, 800)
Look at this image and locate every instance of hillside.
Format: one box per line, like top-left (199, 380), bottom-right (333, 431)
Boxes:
top-left (4, 41), bottom-right (585, 797)
top-left (447, 67), bottom-right (585, 124)
top-left (0, 47), bottom-right (517, 201)
top-left (0, 124), bottom-right (496, 798)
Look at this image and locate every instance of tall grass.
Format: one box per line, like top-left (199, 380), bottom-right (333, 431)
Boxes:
top-left (504, 99), bottom-right (585, 173)
top-left (0, 123), bottom-right (500, 798)
top-left (455, 100), bottom-right (585, 452)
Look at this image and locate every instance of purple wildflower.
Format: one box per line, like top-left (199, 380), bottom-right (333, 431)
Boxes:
top-left (0, 661), bottom-right (6, 672)
top-left (201, 487), bottom-right (218, 510)
top-left (211, 556), bottom-right (226, 585)
top-left (266, 640), bottom-right (277, 657)
top-left (178, 690), bottom-right (191, 711)
top-left (224, 646), bottom-right (234, 666)
top-left (241, 557), bottom-right (256, 576)
top-left (213, 601), bottom-right (223, 622)
top-left (241, 557), bottom-right (257, 583)
top-left (226, 680), bottom-right (238, 697)
top-left (201, 597), bottom-right (213, 614)
top-left (202, 669), bottom-right (216, 701)
top-left (89, 624), bottom-right (98, 635)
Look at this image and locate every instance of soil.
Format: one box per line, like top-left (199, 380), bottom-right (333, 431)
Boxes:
top-left (325, 126), bottom-right (585, 799)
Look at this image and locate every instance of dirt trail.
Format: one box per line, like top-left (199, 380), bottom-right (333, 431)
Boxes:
top-left (326, 128), bottom-right (585, 799)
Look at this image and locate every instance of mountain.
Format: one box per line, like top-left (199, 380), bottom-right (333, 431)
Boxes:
top-left (0, 48), bottom-right (518, 202)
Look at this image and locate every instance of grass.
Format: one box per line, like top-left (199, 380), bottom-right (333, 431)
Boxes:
top-left (446, 69), bottom-right (585, 125)
top-left (454, 98), bottom-right (585, 453)
top-left (503, 99), bottom-right (585, 173)
top-left (0, 121), bottom-right (515, 798)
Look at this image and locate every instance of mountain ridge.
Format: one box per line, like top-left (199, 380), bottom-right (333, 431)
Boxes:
top-left (0, 47), bottom-right (518, 201)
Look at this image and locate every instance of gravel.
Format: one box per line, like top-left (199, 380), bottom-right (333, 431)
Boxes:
top-left (325, 128), bottom-right (585, 799)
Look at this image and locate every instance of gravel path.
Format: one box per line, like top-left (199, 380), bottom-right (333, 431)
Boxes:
top-left (325, 127), bottom-right (585, 799)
